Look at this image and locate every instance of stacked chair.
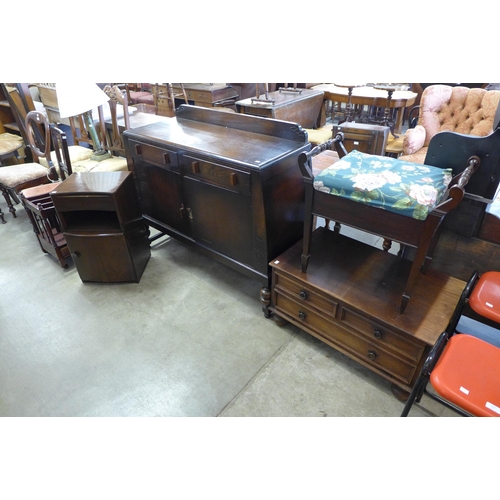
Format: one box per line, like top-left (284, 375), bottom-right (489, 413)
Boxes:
top-left (401, 270), bottom-right (500, 417)
top-left (20, 111), bottom-right (74, 267)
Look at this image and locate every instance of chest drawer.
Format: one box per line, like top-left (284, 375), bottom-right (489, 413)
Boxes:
top-left (273, 291), bottom-right (418, 385)
top-left (273, 271), bottom-right (338, 317)
top-left (183, 156), bottom-right (251, 195)
top-left (339, 307), bottom-right (426, 363)
top-left (326, 320), bottom-right (418, 385)
top-left (130, 141), bottom-right (179, 169)
top-left (273, 291), bottom-right (337, 333)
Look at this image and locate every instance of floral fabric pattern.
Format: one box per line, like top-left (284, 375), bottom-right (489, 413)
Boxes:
top-left (313, 150), bottom-right (452, 220)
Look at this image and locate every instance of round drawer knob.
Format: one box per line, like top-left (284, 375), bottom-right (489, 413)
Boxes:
top-left (298, 311), bottom-right (307, 321)
top-left (373, 329), bottom-right (383, 340)
top-left (367, 350), bottom-right (378, 360)
top-left (299, 290), bottom-right (308, 300)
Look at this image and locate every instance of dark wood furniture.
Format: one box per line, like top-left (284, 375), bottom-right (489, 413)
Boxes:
top-left (0, 98), bottom-right (52, 220)
top-left (20, 122), bottom-right (75, 267)
top-left (236, 88), bottom-right (325, 129)
top-left (268, 226), bottom-right (465, 394)
top-left (425, 128), bottom-right (500, 238)
top-left (333, 121), bottom-right (389, 156)
top-left (51, 171), bottom-right (151, 283)
top-left (22, 185), bottom-right (69, 267)
top-left (299, 138), bottom-right (479, 313)
top-left (154, 84), bottom-right (240, 116)
top-left (170, 83), bottom-right (239, 108)
top-left (123, 104), bottom-right (310, 294)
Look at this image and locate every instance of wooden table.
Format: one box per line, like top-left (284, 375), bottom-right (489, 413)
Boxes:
top-left (235, 88), bottom-right (324, 129)
top-left (311, 84), bottom-right (417, 133)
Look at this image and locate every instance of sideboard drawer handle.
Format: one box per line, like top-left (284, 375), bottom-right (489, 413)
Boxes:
top-left (135, 144), bottom-right (142, 155)
top-left (163, 153), bottom-right (171, 165)
top-left (299, 290), bottom-right (308, 300)
top-left (229, 172), bottom-right (237, 186)
top-left (192, 161), bottom-right (200, 173)
top-left (367, 350), bottom-right (378, 361)
top-left (298, 311), bottom-right (307, 321)
top-left (373, 329), bottom-right (383, 340)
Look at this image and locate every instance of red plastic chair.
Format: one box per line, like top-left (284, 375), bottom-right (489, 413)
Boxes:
top-left (468, 271), bottom-right (500, 325)
top-left (401, 270), bottom-right (500, 417)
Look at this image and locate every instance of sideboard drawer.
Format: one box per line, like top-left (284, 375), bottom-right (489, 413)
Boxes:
top-left (131, 141), bottom-right (179, 169)
top-left (183, 156), bottom-right (251, 195)
top-left (274, 271), bottom-right (338, 317)
top-left (339, 307), bottom-right (426, 363)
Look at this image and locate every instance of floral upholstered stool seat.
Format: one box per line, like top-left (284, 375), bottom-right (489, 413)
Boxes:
top-left (314, 150), bottom-right (452, 221)
top-left (300, 144), bottom-right (479, 313)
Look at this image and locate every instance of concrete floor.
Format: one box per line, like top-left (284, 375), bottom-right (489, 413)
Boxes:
top-left (0, 197), bottom-right (456, 418)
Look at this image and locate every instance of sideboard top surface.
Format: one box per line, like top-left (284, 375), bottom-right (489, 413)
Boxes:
top-left (123, 105), bottom-right (308, 170)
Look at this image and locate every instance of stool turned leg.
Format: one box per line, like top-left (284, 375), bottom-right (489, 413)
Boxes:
top-left (0, 206), bottom-right (5, 224)
top-left (301, 210), bottom-right (314, 273)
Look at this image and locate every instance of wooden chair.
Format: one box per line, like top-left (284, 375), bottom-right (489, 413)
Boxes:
top-left (67, 84), bottom-right (130, 173)
top-left (0, 98), bottom-right (53, 220)
top-left (153, 83), bottom-right (188, 117)
top-left (299, 133), bottom-right (481, 314)
top-left (1, 83), bottom-right (37, 163)
top-left (20, 123), bottom-right (72, 267)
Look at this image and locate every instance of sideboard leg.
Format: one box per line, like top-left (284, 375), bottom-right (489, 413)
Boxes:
top-left (260, 286), bottom-right (271, 318)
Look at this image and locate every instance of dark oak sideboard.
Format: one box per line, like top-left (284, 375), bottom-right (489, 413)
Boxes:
top-left (123, 105), bottom-right (310, 293)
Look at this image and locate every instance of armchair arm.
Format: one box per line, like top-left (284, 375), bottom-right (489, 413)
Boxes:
top-left (403, 124), bottom-right (426, 155)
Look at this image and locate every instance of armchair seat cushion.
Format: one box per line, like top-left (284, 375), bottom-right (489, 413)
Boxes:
top-left (313, 150), bottom-right (452, 220)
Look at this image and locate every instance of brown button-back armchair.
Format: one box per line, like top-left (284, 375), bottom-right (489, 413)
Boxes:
top-left (400, 85), bottom-right (500, 164)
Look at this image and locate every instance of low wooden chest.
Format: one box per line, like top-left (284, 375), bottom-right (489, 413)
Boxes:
top-left (268, 227), bottom-right (465, 392)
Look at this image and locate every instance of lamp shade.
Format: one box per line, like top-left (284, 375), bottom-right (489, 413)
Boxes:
top-left (56, 83), bottom-right (110, 118)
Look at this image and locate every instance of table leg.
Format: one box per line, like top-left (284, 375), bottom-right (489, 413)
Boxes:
top-left (383, 89), bottom-right (398, 138)
top-left (346, 87), bottom-right (354, 122)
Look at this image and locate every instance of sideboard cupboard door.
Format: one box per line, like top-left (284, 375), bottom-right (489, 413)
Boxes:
top-left (182, 176), bottom-right (254, 268)
top-left (133, 162), bottom-right (189, 237)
